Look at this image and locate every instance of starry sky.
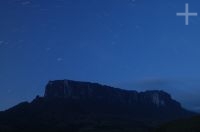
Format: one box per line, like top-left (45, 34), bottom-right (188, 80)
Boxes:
top-left (1, 0), bottom-right (200, 111)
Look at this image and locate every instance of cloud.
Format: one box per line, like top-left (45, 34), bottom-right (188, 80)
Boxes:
top-left (193, 106), bottom-right (200, 112)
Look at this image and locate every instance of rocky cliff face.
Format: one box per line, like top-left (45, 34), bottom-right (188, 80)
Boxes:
top-left (44, 80), bottom-right (181, 109)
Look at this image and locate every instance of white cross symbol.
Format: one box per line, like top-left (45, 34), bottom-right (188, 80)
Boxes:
top-left (176, 3), bottom-right (198, 25)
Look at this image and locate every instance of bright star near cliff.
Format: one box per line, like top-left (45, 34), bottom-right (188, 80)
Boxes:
top-left (176, 3), bottom-right (198, 25)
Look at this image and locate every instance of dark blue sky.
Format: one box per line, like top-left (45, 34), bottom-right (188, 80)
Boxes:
top-left (1, 0), bottom-right (200, 111)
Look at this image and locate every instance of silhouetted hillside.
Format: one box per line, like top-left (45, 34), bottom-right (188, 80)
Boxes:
top-left (156, 116), bottom-right (200, 132)
top-left (0, 80), bottom-right (196, 132)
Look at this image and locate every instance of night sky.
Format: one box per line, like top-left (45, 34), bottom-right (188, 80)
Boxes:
top-left (1, 0), bottom-right (200, 111)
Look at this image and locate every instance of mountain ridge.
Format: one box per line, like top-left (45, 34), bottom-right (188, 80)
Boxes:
top-left (0, 79), bottom-right (196, 132)
top-left (44, 80), bottom-right (179, 108)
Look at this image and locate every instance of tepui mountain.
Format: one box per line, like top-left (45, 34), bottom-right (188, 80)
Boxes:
top-left (0, 79), bottom-right (196, 132)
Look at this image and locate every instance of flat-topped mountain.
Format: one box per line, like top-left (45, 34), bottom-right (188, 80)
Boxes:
top-left (0, 80), bottom-right (196, 132)
top-left (45, 80), bottom-right (181, 109)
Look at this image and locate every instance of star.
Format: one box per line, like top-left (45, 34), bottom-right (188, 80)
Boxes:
top-left (176, 3), bottom-right (198, 25)
top-left (0, 41), bottom-right (4, 45)
top-left (21, 1), bottom-right (31, 6)
top-left (57, 57), bottom-right (63, 62)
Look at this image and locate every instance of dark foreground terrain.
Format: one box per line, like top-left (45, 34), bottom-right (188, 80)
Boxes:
top-left (0, 80), bottom-right (197, 132)
top-left (156, 116), bottom-right (200, 132)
